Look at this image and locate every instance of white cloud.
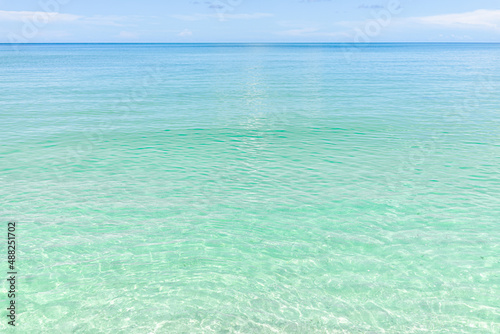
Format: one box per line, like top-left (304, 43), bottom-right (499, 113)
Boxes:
top-left (178, 29), bottom-right (193, 37)
top-left (0, 10), bottom-right (80, 23)
top-left (171, 12), bottom-right (273, 21)
top-left (414, 9), bottom-right (500, 30)
top-left (224, 13), bottom-right (274, 20)
top-left (83, 15), bottom-right (128, 27)
top-left (0, 10), bottom-right (130, 27)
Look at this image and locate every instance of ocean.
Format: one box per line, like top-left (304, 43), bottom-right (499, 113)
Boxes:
top-left (1, 43), bottom-right (499, 332)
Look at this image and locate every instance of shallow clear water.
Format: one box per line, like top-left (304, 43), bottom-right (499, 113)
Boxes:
top-left (1, 43), bottom-right (499, 333)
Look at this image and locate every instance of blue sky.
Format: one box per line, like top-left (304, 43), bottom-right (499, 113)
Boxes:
top-left (1, 0), bottom-right (500, 43)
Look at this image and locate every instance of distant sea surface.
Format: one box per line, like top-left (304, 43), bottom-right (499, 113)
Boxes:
top-left (1, 43), bottom-right (499, 333)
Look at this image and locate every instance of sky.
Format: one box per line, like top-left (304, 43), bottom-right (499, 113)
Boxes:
top-left (0, 0), bottom-right (500, 43)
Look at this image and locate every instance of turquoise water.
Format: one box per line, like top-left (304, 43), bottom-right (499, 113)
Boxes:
top-left (1, 43), bottom-right (499, 333)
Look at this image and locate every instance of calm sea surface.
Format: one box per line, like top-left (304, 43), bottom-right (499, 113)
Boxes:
top-left (1, 44), bottom-right (499, 332)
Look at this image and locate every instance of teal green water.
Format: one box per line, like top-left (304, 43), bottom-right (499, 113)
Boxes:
top-left (1, 44), bottom-right (499, 333)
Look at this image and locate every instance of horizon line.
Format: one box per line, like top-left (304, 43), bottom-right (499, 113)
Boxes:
top-left (1, 42), bottom-right (500, 45)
